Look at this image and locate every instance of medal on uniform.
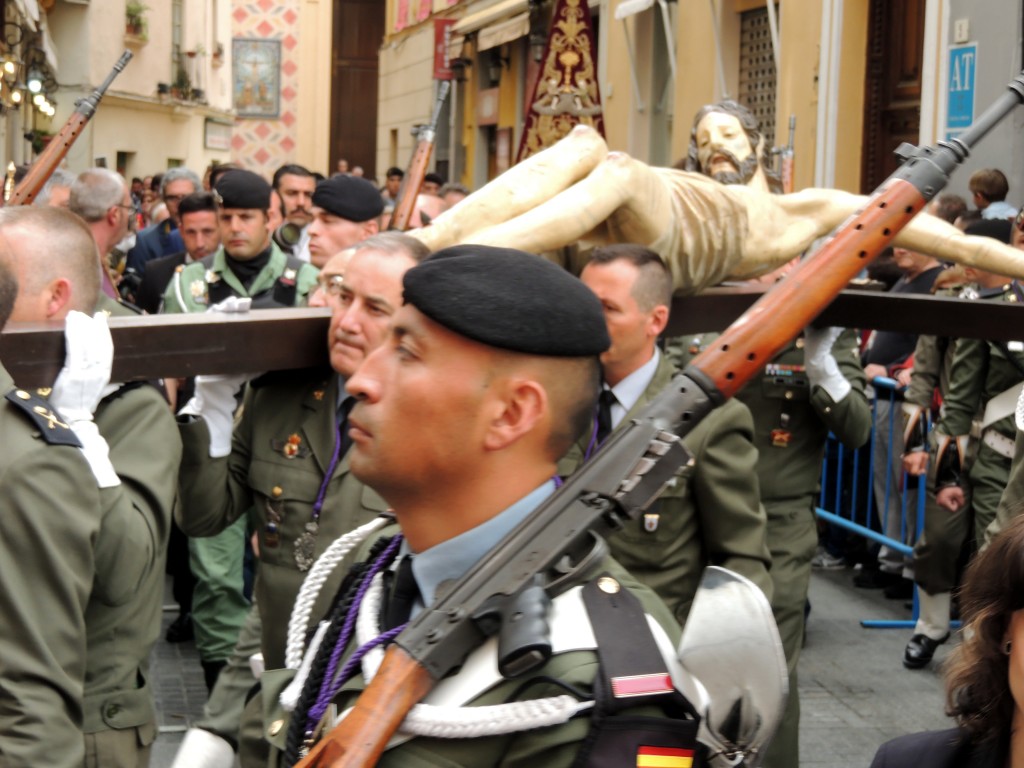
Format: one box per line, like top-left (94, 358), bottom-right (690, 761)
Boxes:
top-left (771, 429), bottom-right (792, 447)
top-left (264, 495), bottom-right (284, 548)
top-left (294, 521), bottom-right (319, 571)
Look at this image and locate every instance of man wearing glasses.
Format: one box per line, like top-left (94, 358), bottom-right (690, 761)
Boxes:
top-left (126, 167), bottom-right (202, 275)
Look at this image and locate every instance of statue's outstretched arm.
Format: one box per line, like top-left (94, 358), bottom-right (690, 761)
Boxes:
top-left (410, 125), bottom-right (608, 252)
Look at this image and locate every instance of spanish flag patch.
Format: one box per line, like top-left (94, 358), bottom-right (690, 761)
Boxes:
top-left (636, 745), bottom-right (694, 768)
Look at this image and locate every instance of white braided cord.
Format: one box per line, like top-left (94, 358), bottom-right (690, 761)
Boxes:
top-left (284, 516), bottom-right (390, 670)
top-left (1016, 386), bottom-right (1024, 431)
top-left (354, 576), bottom-right (587, 739)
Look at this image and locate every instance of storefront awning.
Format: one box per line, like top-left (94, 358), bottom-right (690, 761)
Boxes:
top-left (477, 11), bottom-right (530, 52)
top-left (453, 0), bottom-right (529, 36)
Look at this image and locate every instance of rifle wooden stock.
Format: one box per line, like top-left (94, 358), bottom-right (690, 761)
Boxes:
top-left (693, 178), bottom-right (925, 400)
top-left (295, 646), bottom-right (434, 768)
top-left (387, 139), bottom-right (434, 231)
top-left (8, 50), bottom-right (132, 206)
top-left (388, 82), bottom-right (450, 231)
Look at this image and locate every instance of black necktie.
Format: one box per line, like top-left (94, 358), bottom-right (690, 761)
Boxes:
top-left (596, 388), bottom-right (616, 445)
top-left (384, 555), bottom-right (419, 630)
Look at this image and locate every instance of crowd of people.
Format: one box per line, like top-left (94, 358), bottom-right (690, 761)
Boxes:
top-left (0, 99), bottom-right (1023, 768)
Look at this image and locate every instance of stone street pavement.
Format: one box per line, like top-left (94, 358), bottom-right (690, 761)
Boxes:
top-left (150, 567), bottom-right (951, 767)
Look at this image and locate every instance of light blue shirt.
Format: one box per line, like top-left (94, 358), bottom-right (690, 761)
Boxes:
top-left (983, 200), bottom-right (1016, 220)
top-left (606, 348), bottom-right (660, 430)
top-left (399, 480), bottom-right (557, 616)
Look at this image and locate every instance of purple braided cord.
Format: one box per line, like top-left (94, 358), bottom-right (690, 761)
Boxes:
top-left (310, 420), bottom-right (343, 520)
top-left (306, 534), bottom-right (403, 730)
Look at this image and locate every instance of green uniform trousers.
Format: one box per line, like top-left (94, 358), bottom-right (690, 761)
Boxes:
top-left (190, 515), bottom-right (251, 662)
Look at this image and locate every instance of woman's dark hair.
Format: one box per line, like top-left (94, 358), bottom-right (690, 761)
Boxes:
top-left (945, 514), bottom-right (1024, 741)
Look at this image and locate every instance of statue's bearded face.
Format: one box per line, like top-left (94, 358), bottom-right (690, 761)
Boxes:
top-left (695, 112), bottom-right (759, 186)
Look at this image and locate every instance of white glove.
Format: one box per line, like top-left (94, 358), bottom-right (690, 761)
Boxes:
top-left (209, 295), bottom-right (252, 313)
top-left (170, 728), bottom-right (235, 768)
top-left (51, 311), bottom-right (119, 487)
top-left (179, 374), bottom-right (249, 458)
top-left (178, 296), bottom-right (259, 457)
top-left (803, 326), bottom-right (851, 403)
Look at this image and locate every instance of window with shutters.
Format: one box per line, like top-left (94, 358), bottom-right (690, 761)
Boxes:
top-left (738, 6), bottom-right (776, 149)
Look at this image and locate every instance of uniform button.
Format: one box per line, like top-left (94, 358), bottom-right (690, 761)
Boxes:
top-left (597, 576), bottom-right (620, 594)
top-left (795, 338), bottom-right (805, 349)
top-left (14, 390), bottom-right (29, 400)
top-left (104, 703), bottom-right (121, 718)
top-left (272, 486), bottom-right (283, 498)
top-left (268, 719), bottom-right (284, 736)
top-left (784, 391), bottom-right (793, 400)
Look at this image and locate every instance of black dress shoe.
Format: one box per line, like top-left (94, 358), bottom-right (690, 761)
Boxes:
top-left (164, 612), bottom-right (193, 643)
top-left (903, 632), bottom-right (949, 669)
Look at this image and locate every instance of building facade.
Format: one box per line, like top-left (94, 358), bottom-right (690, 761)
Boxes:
top-left (377, 0), bottom-right (1024, 204)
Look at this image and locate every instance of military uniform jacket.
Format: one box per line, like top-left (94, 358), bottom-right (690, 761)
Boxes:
top-left (263, 538), bottom-right (683, 767)
top-left (161, 242), bottom-right (319, 313)
top-left (177, 371), bottom-right (387, 668)
top-left (0, 363), bottom-right (106, 767)
top-left (736, 330), bottom-right (870, 510)
top-left (938, 285), bottom-right (1024, 440)
top-left (671, 330), bottom-right (870, 509)
top-left (81, 297), bottom-right (182, 736)
top-left (557, 353), bottom-right (772, 627)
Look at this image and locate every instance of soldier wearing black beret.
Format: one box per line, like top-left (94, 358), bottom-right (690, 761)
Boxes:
top-left (161, 168), bottom-right (320, 701)
top-left (306, 175), bottom-right (385, 267)
top-left (274, 246), bottom-right (693, 766)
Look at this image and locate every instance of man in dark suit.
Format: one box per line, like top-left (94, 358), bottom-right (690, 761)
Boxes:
top-left (126, 167), bottom-right (202, 275)
top-left (135, 192), bottom-right (220, 314)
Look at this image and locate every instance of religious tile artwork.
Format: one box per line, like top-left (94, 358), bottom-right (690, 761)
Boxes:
top-left (233, 38), bottom-right (282, 118)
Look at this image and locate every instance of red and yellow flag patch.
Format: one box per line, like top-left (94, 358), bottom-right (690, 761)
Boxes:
top-left (636, 745), bottom-right (694, 768)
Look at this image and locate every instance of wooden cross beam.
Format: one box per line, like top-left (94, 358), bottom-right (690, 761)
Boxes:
top-left (0, 289), bottom-right (1018, 388)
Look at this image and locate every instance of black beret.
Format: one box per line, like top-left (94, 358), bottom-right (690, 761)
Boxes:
top-left (312, 175), bottom-right (384, 222)
top-left (965, 217), bottom-right (1012, 244)
top-left (213, 170), bottom-right (271, 210)
top-left (403, 245), bottom-right (610, 357)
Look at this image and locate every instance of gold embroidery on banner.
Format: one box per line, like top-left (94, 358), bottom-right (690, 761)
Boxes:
top-left (516, 0), bottom-right (605, 162)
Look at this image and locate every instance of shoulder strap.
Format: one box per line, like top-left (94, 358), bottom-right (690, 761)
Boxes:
top-left (5, 389), bottom-right (82, 447)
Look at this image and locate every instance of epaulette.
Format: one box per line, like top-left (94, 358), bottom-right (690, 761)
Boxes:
top-left (5, 388), bottom-right (82, 447)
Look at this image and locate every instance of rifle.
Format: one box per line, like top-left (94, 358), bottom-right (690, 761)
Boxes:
top-left (387, 81), bottom-right (450, 231)
top-left (8, 50), bottom-right (132, 206)
top-left (776, 115), bottom-right (796, 193)
top-left (295, 71), bottom-right (1024, 767)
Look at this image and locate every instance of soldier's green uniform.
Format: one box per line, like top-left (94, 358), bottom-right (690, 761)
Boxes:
top-left (161, 242), bottom-right (319, 314)
top-left (558, 352), bottom-right (773, 627)
top-left (269, 522), bottom-right (685, 767)
top-left (0, 365), bottom-right (107, 767)
top-left (933, 283), bottom-right (1024, 544)
top-left (669, 329), bottom-right (870, 768)
top-left (163, 242), bottom-right (319, 678)
top-left (73, 297), bottom-right (183, 766)
top-left (83, 379), bottom-right (181, 765)
top-left (903, 297), bottom-right (965, 598)
top-left (177, 371), bottom-right (387, 670)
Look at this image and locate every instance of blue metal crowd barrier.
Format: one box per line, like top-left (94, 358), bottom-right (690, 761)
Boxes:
top-left (814, 377), bottom-right (938, 629)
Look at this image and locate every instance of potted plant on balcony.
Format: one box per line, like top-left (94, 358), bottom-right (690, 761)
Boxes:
top-left (125, 2), bottom-right (149, 40)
